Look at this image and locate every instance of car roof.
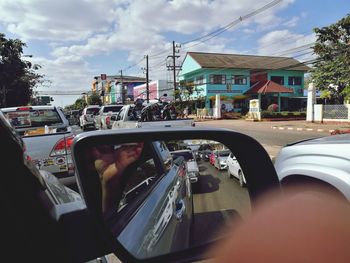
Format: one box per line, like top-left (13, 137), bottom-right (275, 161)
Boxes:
top-left (85, 105), bottom-right (100, 108)
top-left (171, 149), bottom-right (192, 153)
top-left (1, 105), bottom-right (57, 112)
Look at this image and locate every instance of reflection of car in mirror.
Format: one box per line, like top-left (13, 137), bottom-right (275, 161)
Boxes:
top-left (171, 149), bottom-right (200, 183)
top-left (112, 140), bottom-right (193, 258)
top-left (213, 149), bottom-right (230, 170)
top-left (227, 152), bottom-right (246, 187)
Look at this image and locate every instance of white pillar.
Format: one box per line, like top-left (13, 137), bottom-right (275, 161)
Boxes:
top-left (214, 94), bottom-right (221, 119)
top-left (306, 82), bottom-right (316, 122)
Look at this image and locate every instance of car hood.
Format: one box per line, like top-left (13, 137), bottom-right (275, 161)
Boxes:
top-left (286, 134), bottom-right (350, 147)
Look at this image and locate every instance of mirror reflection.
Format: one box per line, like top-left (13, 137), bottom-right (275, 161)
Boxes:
top-left (83, 139), bottom-right (250, 259)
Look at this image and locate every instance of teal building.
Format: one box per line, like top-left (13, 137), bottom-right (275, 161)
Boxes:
top-left (179, 52), bottom-right (309, 112)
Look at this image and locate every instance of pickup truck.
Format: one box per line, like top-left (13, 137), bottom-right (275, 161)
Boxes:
top-left (79, 105), bottom-right (100, 130)
top-left (112, 104), bottom-right (195, 129)
top-left (0, 105), bottom-right (77, 188)
top-left (94, 104), bottom-right (124, 130)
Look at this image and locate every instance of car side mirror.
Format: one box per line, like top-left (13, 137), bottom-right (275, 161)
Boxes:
top-left (72, 128), bottom-right (280, 263)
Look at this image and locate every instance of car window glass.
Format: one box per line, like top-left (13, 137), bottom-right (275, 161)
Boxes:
top-left (119, 158), bottom-right (158, 212)
top-left (5, 109), bottom-right (62, 129)
top-left (154, 141), bottom-right (172, 172)
top-left (86, 108), bottom-right (100, 115)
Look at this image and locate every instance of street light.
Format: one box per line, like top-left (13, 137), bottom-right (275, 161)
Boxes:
top-left (22, 54), bottom-right (33, 58)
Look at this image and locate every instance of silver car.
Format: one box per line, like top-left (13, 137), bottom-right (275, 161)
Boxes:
top-left (274, 134), bottom-right (350, 201)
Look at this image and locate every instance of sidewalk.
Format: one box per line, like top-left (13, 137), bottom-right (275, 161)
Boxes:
top-left (191, 115), bottom-right (350, 134)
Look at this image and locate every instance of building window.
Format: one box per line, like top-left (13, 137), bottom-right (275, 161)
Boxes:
top-left (209, 74), bottom-right (226, 84)
top-left (195, 75), bottom-right (204, 85)
top-left (271, 76), bottom-right (284, 85)
top-left (232, 75), bottom-right (247, 85)
top-left (288, 76), bottom-right (302, 86)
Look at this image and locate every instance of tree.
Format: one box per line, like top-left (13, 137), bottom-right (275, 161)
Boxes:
top-left (311, 14), bottom-right (350, 103)
top-left (65, 97), bottom-right (87, 111)
top-left (0, 33), bottom-right (44, 107)
top-left (87, 91), bottom-right (102, 105)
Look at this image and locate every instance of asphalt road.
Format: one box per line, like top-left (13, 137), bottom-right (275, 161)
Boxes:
top-left (191, 159), bottom-right (250, 247)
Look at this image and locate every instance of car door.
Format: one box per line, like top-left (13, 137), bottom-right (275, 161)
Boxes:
top-left (116, 141), bottom-right (192, 258)
top-left (227, 153), bottom-right (234, 175)
top-left (114, 107), bottom-right (126, 129)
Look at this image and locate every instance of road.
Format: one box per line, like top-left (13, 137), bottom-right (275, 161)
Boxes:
top-left (191, 159), bottom-right (249, 247)
top-left (195, 119), bottom-right (327, 157)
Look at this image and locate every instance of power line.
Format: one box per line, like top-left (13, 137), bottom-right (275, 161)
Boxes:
top-left (181, 0), bottom-right (283, 50)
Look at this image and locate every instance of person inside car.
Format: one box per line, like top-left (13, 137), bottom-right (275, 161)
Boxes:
top-left (90, 142), bottom-right (144, 212)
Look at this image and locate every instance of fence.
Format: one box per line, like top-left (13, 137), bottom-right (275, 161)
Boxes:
top-left (314, 104), bottom-right (350, 122)
top-left (323, 105), bottom-right (349, 119)
top-left (196, 108), bottom-right (214, 118)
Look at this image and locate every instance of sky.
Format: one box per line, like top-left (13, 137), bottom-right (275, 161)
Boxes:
top-left (0, 0), bottom-right (349, 107)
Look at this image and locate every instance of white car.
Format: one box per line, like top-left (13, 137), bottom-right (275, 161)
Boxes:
top-left (226, 152), bottom-right (246, 187)
top-left (213, 149), bottom-right (230, 170)
top-left (171, 149), bottom-right (199, 183)
top-left (79, 105), bottom-right (100, 130)
top-left (274, 134), bottom-right (350, 201)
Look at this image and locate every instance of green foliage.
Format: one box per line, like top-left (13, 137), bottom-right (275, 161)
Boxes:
top-left (87, 91), bottom-right (102, 105)
top-left (311, 14), bottom-right (350, 103)
top-left (65, 97), bottom-right (87, 111)
top-left (0, 33), bottom-right (45, 107)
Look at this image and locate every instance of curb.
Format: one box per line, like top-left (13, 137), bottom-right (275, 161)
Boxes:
top-left (272, 126), bottom-right (335, 133)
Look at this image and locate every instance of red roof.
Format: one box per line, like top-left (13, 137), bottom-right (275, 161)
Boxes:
top-left (245, 80), bottom-right (293, 94)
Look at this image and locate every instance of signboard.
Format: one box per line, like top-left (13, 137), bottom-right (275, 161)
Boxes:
top-left (249, 99), bottom-right (260, 113)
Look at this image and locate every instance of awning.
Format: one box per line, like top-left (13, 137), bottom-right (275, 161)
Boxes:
top-left (245, 80), bottom-right (293, 95)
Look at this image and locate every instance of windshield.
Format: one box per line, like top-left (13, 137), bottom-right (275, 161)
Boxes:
top-left (86, 108), bottom-right (100, 114)
top-left (218, 151), bottom-right (230, 157)
top-left (103, 106), bottom-right (123, 113)
top-left (4, 109), bottom-right (63, 129)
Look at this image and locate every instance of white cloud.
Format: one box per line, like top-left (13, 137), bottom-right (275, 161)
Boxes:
top-left (283, 16), bottom-right (300, 28)
top-left (0, 0), bottom-right (117, 41)
top-left (257, 30), bottom-right (316, 61)
top-left (0, 0), bottom-right (299, 105)
top-left (32, 56), bottom-right (93, 92)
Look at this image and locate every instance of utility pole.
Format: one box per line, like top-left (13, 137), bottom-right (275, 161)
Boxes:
top-left (145, 55), bottom-right (149, 103)
top-left (167, 41), bottom-right (181, 101)
top-left (120, 70), bottom-right (124, 104)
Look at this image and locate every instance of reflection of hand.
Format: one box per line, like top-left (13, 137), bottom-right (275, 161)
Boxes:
top-left (91, 142), bottom-right (144, 212)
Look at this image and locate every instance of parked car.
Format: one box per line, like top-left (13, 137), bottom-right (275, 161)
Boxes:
top-left (171, 149), bottom-right (200, 183)
top-left (1, 105), bottom-right (77, 188)
top-left (227, 152), bottom-right (246, 187)
top-left (213, 149), bottom-right (230, 170)
top-left (197, 143), bottom-right (213, 161)
top-left (274, 134), bottom-right (350, 201)
top-left (64, 110), bottom-right (80, 126)
top-left (94, 104), bottom-right (124, 130)
top-left (79, 105), bottom-right (100, 130)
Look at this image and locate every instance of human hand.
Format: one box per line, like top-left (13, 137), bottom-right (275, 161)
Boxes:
top-left (91, 142), bottom-right (144, 211)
